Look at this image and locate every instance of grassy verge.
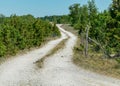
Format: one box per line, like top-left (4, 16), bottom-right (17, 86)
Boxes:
top-left (61, 24), bottom-right (78, 36)
top-left (35, 38), bottom-right (69, 68)
top-left (62, 24), bottom-right (120, 79)
top-left (74, 38), bottom-right (120, 79)
top-left (0, 57), bottom-right (7, 65)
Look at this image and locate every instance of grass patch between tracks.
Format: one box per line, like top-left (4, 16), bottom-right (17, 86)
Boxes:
top-left (35, 38), bottom-right (69, 68)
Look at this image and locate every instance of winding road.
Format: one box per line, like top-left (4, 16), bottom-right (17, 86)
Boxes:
top-left (0, 24), bottom-right (120, 86)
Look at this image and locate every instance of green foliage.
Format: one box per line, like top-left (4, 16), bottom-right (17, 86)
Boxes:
top-left (41, 15), bottom-right (70, 24)
top-left (69, 0), bottom-right (120, 58)
top-left (116, 58), bottom-right (120, 63)
top-left (69, 4), bottom-right (80, 25)
top-left (0, 42), bottom-right (6, 57)
top-left (0, 14), bottom-right (60, 57)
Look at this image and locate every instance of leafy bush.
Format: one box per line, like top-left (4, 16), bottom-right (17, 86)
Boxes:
top-left (0, 14), bottom-right (61, 57)
top-left (0, 42), bottom-right (6, 57)
top-left (116, 58), bottom-right (120, 63)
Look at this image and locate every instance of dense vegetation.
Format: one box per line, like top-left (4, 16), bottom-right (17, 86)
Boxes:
top-left (42, 0), bottom-right (120, 59)
top-left (0, 14), bottom-right (60, 57)
top-left (41, 15), bottom-right (70, 24)
top-left (68, 0), bottom-right (120, 59)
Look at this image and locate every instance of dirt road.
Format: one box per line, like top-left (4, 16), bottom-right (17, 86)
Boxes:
top-left (0, 24), bottom-right (120, 86)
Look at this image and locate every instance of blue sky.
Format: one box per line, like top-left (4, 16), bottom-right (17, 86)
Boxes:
top-left (0, 0), bottom-right (112, 17)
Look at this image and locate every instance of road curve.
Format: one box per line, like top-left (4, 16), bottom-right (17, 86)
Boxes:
top-left (0, 24), bottom-right (120, 86)
top-left (0, 24), bottom-right (67, 86)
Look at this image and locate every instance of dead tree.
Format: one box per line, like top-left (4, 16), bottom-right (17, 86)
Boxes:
top-left (88, 37), bottom-right (120, 58)
top-left (85, 25), bottom-right (90, 57)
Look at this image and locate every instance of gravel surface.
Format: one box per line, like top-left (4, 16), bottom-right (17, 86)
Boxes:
top-left (0, 24), bottom-right (120, 86)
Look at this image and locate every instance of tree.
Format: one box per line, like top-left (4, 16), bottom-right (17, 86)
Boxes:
top-left (109, 0), bottom-right (120, 18)
top-left (69, 4), bottom-right (80, 25)
top-left (0, 14), bottom-right (5, 24)
top-left (68, 0), bottom-right (120, 58)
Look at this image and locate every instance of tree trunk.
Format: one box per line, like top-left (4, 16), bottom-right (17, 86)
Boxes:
top-left (88, 37), bottom-right (111, 58)
top-left (111, 52), bottom-right (120, 58)
top-left (85, 25), bottom-right (89, 57)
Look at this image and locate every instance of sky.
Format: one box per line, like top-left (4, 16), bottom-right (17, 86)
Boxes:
top-left (0, 0), bottom-right (112, 17)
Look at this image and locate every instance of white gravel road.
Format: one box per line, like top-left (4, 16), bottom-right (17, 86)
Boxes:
top-left (0, 24), bottom-right (120, 86)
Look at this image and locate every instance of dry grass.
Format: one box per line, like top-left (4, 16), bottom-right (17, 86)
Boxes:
top-left (0, 57), bottom-right (7, 65)
top-left (62, 24), bottom-right (120, 79)
top-left (35, 38), bottom-right (69, 68)
top-left (61, 24), bottom-right (78, 36)
top-left (73, 38), bottom-right (120, 79)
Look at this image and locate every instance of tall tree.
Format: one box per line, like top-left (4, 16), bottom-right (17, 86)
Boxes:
top-left (69, 4), bottom-right (80, 25)
top-left (109, 0), bottom-right (120, 18)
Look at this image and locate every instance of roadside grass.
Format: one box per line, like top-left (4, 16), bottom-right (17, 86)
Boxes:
top-left (0, 57), bottom-right (7, 65)
top-left (73, 38), bottom-right (120, 79)
top-left (61, 24), bottom-right (78, 36)
top-left (62, 24), bottom-right (120, 79)
top-left (35, 38), bottom-right (69, 68)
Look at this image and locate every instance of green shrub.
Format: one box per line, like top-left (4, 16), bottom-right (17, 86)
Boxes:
top-left (0, 42), bottom-right (6, 57)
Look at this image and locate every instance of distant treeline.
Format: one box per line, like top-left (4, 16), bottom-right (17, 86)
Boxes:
top-left (41, 15), bottom-right (70, 24)
top-left (0, 14), bottom-right (60, 57)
